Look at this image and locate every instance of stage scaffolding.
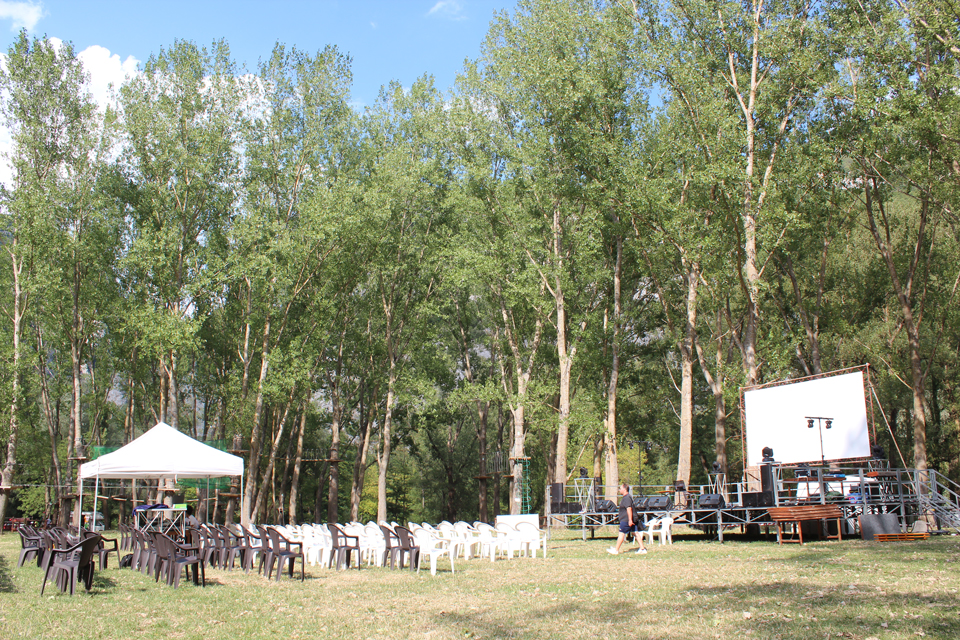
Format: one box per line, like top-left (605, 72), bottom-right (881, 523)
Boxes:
top-left (546, 465), bottom-right (960, 542)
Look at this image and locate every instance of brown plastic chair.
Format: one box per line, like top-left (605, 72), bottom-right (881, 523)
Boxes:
top-left (84, 529), bottom-right (119, 570)
top-left (379, 524), bottom-right (402, 569)
top-left (328, 524), bottom-right (361, 571)
top-left (17, 528), bottom-right (42, 568)
top-left (154, 533), bottom-right (205, 588)
top-left (254, 525), bottom-right (275, 576)
top-left (40, 534), bottom-right (102, 595)
top-left (265, 527), bottom-right (304, 581)
top-left (237, 526), bottom-right (261, 573)
top-left (393, 526), bottom-right (420, 571)
top-left (216, 524), bottom-right (244, 570)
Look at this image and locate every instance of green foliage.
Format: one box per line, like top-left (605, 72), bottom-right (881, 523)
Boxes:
top-left (2, 0), bottom-right (960, 528)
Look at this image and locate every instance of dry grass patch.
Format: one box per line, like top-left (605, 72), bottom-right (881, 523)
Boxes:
top-left (1, 527), bottom-right (958, 639)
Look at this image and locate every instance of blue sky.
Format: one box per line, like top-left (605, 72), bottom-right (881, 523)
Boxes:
top-left (0, 0), bottom-right (517, 109)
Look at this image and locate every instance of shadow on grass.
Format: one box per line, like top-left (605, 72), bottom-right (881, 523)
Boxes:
top-left (0, 554), bottom-right (16, 593)
top-left (436, 579), bottom-right (960, 640)
top-left (680, 580), bottom-right (960, 640)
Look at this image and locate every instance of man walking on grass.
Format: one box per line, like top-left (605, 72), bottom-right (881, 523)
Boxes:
top-left (608, 483), bottom-right (647, 555)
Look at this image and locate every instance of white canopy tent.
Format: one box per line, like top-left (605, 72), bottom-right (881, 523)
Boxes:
top-left (79, 422), bottom-right (245, 527)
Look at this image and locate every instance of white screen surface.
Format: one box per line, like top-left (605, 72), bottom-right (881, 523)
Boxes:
top-left (743, 371), bottom-right (871, 467)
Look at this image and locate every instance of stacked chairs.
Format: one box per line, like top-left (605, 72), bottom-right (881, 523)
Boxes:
top-left (641, 514), bottom-right (674, 546)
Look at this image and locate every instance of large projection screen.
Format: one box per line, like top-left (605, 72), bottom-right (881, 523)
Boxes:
top-left (743, 371), bottom-right (871, 467)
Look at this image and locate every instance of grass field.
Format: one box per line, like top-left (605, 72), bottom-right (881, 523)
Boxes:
top-left (1, 526), bottom-right (958, 639)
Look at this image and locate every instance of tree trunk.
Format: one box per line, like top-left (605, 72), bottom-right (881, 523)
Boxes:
top-left (603, 236), bottom-right (623, 501)
top-left (553, 205), bottom-right (573, 489)
top-left (477, 401), bottom-right (489, 523)
top-left (253, 395), bottom-right (294, 519)
top-left (241, 318), bottom-right (271, 525)
top-left (327, 404), bottom-right (341, 524)
top-left (677, 260), bottom-right (699, 489)
top-left (287, 406), bottom-right (307, 525)
top-left (377, 367), bottom-right (396, 523)
top-left (36, 324), bottom-right (64, 523)
top-left (864, 178), bottom-right (929, 472)
top-left (350, 386), bottom-right (375, 522)
top-left (696, 308), bottom-right (728, 477)
top-left (0, 248), bottom-right (26, 532)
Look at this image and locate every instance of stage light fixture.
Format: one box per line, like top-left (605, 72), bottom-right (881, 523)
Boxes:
top-left (761, 446), bottom-right (774, 461)
top-left (807, 418), bottom-right (815, 429)
top-left (711, 461), bottom-right (722, 474)
top-left (579, 466), bottom-right (588, 478)
top-left (825, 419), bottom-right (833, 429)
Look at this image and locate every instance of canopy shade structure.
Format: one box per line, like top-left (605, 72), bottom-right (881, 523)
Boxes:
top-left (80, 422), bottom-right (243, 480)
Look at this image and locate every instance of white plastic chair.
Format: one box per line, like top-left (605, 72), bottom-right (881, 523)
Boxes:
top-left (643, 514), bottom-right (674, 545)
top-left (494, 522), bottom-right (523, 559)
top-left (364, 523), bottom-right (387, 566)
top-left (473, 522), bottom-right (499, 562)
top-left (303, 524), bottom-right (333, 567)
top-left (437, 522), bottom-right (465, 560)
top-left (515, 521), bottom-right (548, 558)
top-left (454, 522), bottom-right (483, 560)
top-left (413, 529), bottom-right (456, 576)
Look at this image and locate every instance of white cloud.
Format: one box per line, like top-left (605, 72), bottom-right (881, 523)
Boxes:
top-left (77, 44), bottom-right (139, 111)
top-left (0, 0), bottom-right (44, 32)
top-left (427, 1), bottom-right (467, 21)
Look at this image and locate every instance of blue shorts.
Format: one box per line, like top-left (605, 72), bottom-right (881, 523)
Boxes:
top-left (619, 522), bottom-right (635, 534)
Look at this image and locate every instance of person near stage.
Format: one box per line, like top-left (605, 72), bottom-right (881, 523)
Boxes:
top-left (185, 505), bottom-right (201, 528)
top-left (608, 483), bottom-right (647, 555)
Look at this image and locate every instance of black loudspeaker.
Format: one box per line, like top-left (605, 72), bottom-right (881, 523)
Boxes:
top-left (551, 502), bottom-right (579, 514)
top-left (595, 499), bottom-right (617, 513)
top-left (760, 464), bottom-right (775, 494)
top-left (645, 496), bottom-right (672, 511)
top-left (550, 482), bottom-right (564, 503)
top-left (633, 497), bottom-right (648, 511)
top-left (698, 494), bottom-right (725, 508)
top-left (741, 491), bottom-right (774, 508)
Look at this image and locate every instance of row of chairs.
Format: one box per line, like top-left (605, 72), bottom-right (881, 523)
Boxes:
top-left (277, 522), bottom-right (453, 575)
top-left (120, 522), bottom-right (300, 583)
top-left (272, 519), bottom-right (548, 575)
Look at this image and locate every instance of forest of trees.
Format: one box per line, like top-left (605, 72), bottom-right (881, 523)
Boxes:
top-left (0, 0), bottom-right (958, 530)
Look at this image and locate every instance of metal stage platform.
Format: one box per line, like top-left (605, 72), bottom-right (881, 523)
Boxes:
top-left (546, 465), bottom-right (960, 542)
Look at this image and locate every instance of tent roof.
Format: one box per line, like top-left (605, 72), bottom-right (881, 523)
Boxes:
top-left (80, 422), bottom-right (243, 480)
